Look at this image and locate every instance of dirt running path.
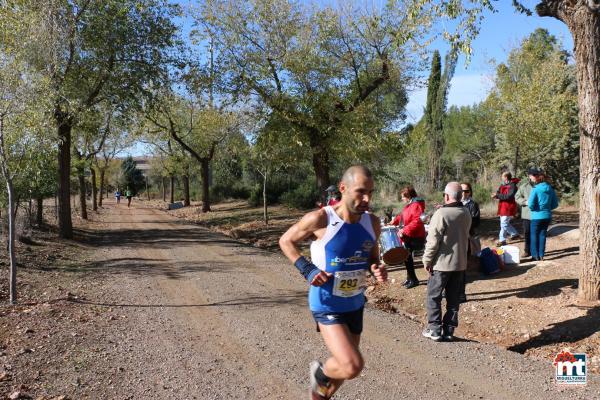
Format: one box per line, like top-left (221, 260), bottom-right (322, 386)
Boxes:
top-left (76, 200), bottom-right (598, 399)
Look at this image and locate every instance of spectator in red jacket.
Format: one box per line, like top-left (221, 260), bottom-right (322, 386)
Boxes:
top-left (392, 186), bottom-right (426, 289)
top-left (491, 171), bottom-right (520, 246)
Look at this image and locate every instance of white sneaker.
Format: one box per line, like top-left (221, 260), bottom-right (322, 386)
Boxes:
top-left (309, 360), bottom-right (329, 399)
top-left (422, 328), bottom-right (442, 341)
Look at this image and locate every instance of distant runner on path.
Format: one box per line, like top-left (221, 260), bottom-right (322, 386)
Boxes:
top-left (114, 189), bottom-right (121, 205)
top-left (125, 187), bottom-right (133, 208)
top-left (279, 165), bottom-right (387, 400)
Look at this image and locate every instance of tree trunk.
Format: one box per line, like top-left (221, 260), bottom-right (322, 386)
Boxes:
top-left (146, 176), bottom-right (150, 200)
top-left (77, 166), bottom-right (88, 220)
top-left (263, 170), bottom-right (268, 225)
top-left (182, 175), bottom-right (190, 207)
top-left (201, 159), bottom-right (211, 212)
top-left (6, 179), bottom-right (17, 304)
top-left (56, 115), bottom-right (73, 238)
top-left (91, 167), bottom-right (98, 211)
top-left (309, 134), bottom-right (330, 199)
top-left (428, 151), bottom-right (438, 191)
top-left (28, 197), bottom-right (33, 227)
top-left (36, 196), bottom-right (43, 227)
top-left (98, 169), bottom-right (105, 207)
top-left (569, 9), bottom-right (600, 301)
top-left (169, 175), bottom-right (175, 204)
top-left (162, 177), bottom-right (166, 202)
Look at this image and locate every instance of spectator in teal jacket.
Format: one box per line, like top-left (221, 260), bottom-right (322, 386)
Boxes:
top-left (527, 172), bottom-right (559, 261)
top-left (515, 168), bottom-right (538, 259)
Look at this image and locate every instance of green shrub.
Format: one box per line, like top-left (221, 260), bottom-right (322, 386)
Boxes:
top-left (471, 182), bottom-right (493, 206)
top-left (248, 184), bottom-right (261, 207)
top-left (212, 182), bottom-right (251, 202)
top-left (280, 180), bottom-right (320, 209)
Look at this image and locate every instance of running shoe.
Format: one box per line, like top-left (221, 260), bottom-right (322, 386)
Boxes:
top-left (309, 361), bottom-right (330, 399)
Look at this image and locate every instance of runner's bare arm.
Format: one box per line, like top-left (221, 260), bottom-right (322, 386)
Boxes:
top-left (279, 209), bottom-right (327, 262)
top-left (279, 210), bottom-right (332, 285)
top-left (368, 214), bottom-right (387, 282)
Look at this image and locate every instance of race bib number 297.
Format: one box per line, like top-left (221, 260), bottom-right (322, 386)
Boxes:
top-left (332, 270), bottom-right (367, 298)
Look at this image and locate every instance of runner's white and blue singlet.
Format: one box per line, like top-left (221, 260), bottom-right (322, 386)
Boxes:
top-left (309, 206), bottom-right (376, 313)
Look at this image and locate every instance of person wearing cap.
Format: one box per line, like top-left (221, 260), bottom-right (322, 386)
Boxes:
top-left (528, 170), bottom-right (559, 261)
top-left (515, 168), bottom-right (539, 260)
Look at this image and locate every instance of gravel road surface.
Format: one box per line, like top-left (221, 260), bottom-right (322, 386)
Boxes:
top-left (79, 202), bottom-right (599, 399)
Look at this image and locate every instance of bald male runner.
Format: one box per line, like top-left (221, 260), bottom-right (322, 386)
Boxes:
top-left (279, 165), bottom-right (387, 400)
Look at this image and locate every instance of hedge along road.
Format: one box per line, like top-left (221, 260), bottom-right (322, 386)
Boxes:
top-left (81, 199), bottom-right (599, 400)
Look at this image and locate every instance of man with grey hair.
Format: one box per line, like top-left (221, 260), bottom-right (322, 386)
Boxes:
top-left (422, 181), bottom-right (472, 341)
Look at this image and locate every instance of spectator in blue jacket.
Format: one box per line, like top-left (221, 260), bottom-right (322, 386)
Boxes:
top-left (527, 171), bottom-right (559, 261)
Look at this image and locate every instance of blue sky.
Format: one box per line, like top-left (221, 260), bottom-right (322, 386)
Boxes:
top-left (405, 2), bottom-right (573, 123)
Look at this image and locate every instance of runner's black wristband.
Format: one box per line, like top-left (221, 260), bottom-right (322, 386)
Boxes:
top-left (294, 256), bottom-right (320, 282)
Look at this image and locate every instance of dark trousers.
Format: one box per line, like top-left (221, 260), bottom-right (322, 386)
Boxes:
top-left (403, 237), bottom-right (424, 282)
top-left (530, 218), bottom-right (551, 260)
top-left (522, 219), bottom-right (531, 256)
top-left (426, 270), bottom-right (463, 331)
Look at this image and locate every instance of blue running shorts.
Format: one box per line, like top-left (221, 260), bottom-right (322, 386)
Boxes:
top-left (312, 307), bottom-right (364, 335)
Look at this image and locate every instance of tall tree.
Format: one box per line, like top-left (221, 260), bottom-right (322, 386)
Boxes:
top-left (200, 0), bottom-right (414, 192)
top-left (423, 50), bottom-right (457, 190)
top-left (423, 51), bottom-right (442, 189)
top-left (144, 89), bottom-right (237, 212)
top-left (0, 1), bottom-right (53, 303)
top-left (486, 29), bottom-right (578, 190)
top-left (26, 0), bottom-right (179, 238)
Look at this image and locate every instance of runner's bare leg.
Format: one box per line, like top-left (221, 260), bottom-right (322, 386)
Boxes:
top-left (318, 323), bottom-right (362, 398)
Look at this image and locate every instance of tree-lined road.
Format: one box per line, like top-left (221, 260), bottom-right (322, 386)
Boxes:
top-left (79, 201), bottom-right (599, 399)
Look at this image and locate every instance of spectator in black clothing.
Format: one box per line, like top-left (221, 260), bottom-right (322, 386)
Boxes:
top-left (460, 182), bottom-right (479, 303)
top-left (461, 182), bottom-right (480, 235)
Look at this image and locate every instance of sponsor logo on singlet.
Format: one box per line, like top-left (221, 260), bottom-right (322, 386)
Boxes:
top-left (330, 250), bottom-right (368, 266)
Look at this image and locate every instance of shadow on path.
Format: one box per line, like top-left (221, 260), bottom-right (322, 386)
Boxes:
top-left (68, 292), bottom-right (306, 309)
top-left (40, 256), bottom-right (248, 279)
top-left (508, 305), bottom-right (600, 354)
top-left (469, 278), bottom-right (578, 302)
